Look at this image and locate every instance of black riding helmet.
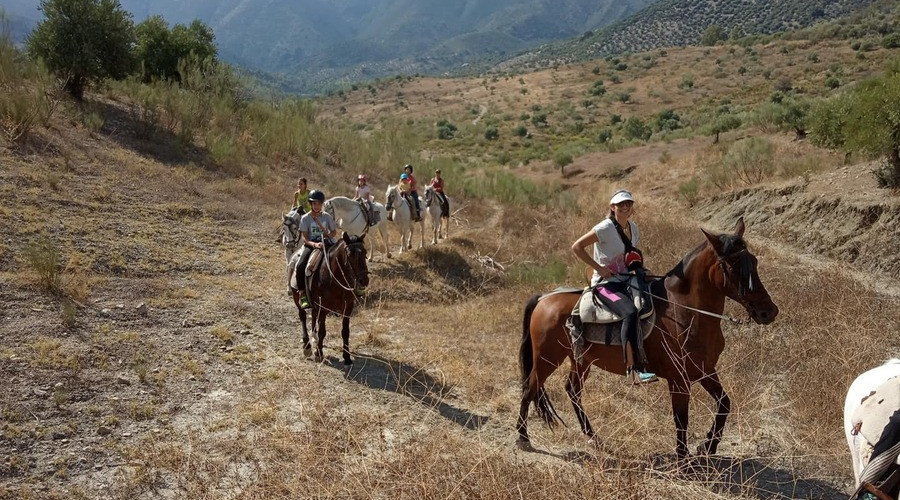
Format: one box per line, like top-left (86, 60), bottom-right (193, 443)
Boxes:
top-left (404, 164), bottom-right (413, 173)
top-left (308, 189), bottom-right (325, 202)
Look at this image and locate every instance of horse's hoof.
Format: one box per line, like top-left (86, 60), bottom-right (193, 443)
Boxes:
top-left (343, 357), bottom-right (353, 366)
top-left (696, 441), bottom-right (717, 456)
top-left (314, 353), bottom-right (324, 363)
top-left (516, 438), bottom-right (533, 451)
top-left (303, 346), bottom-right (312, 358)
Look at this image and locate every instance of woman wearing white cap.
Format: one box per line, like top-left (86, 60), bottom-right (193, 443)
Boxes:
top-left (569, 189), bottom-right (657, 384)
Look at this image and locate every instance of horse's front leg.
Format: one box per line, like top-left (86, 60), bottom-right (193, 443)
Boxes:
top-left (669, 379), bottom-right (690, 460)
top-left (340, 314), bottom-right (352, 365)
top-left (379, 223), bottom-right (391, 259)
top-left (418, 221), bottom-right (425, 248)
top-left (697, 370), bottom-right (730, 456)
top-left (314, 307), bottom-right (326, 363)
top-left (292, 290), bottom-right (312, 357)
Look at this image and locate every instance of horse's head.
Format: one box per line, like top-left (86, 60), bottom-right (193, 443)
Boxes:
top-left (424, 185), bottom-right (433, 205)
top-left (283, 212), bottom-right (301, 242)
top-left (385, 185), bottom-right (396, 209)
top-left (702, 217), bottom-right (779, 325)
top-left (341, 232), bottom-right (369, 288)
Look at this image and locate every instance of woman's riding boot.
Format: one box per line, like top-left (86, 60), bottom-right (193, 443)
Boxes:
top-left (626, 366), bottom-right (658, 385)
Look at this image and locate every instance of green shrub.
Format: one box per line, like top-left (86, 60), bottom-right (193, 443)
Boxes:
top-left (26, 235), bottom-right (63, 295)
top-left (622, 117), bottom-right (651, 141)
top-left (514, 124), bottom-right (528, 137)
top-left (0, 34), bottom-right (59, 142)
top-left (596, 129), bottom-right (612, 143)
top-left (722, 137), bottom-right (776, 185)
top-left (678, 177), bottom-right (701, 206)
top-left (588, 80), bottom-right (606, 96)
top-left (484, 125), bottom-right (499, 140)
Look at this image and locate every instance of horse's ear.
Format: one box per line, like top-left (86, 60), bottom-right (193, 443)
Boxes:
top-left (342, 232), bottom-right (350, 243)
top-left (734, 217), bottom-right (745, 237)
top-left (701, 228), bottom-right (725, 256)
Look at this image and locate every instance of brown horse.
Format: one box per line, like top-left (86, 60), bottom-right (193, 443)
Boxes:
top-left (290, 233), bottom-right (369, 365)
top-left (517, 218), bottom-right (779, 459)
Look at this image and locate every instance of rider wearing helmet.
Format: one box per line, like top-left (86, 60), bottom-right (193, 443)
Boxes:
top-left (403, 164), bottom-right (422, 222)
top-left (353, 174), bottom-right (376, 226)
top-left (295, 189), bottom-right (338, 309)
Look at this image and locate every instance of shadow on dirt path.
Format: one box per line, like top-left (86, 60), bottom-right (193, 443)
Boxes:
top-left (334, 353), bottom-right (490, 430)
top-left (650, 454), bottom-right (848, 499)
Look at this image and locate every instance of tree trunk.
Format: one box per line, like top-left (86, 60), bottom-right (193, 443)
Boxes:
top-left (65, 76), bottom-right (85, 101)
top-left (713, 131), bottom-right (720, 144)
top-left (891, 146), bottom-right (900, 185)
top-left (794, 128), bottom-right (807, 141)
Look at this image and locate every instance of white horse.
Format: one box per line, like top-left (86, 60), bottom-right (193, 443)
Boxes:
top-left (844, 358), bottom-right (900, 493)
top-left (281, 210), bottom-right (303, 263)
top-left (423, 185), bottom-right (452, 245)
top-left (323, 196), bottom-right (391, 260)
top-left (385, 185), bottom-right (424, 253)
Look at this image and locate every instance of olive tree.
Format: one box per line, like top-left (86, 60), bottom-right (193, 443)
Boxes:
top-left (811, 62), bottom-right (900, 187)
top-left (26, 0), bottom-right (135, 99)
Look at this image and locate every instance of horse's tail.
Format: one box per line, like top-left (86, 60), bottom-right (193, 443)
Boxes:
top-left (519, 293), bottom-right (541, 387)
top-left (520, 293), bottom-right (565, 428)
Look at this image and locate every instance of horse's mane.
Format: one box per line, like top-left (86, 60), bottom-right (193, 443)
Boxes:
top-left (663, 233), bottom-right (747, 279)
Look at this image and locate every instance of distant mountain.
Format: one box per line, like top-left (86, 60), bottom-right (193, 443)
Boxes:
top-left (3, 0), bottom-right (653, 92)
top-left (500, 0), bottom-right (880, 70)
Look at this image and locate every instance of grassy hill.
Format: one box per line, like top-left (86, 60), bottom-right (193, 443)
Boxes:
top-left (497, 0), bottom-right (886, 71)
top-left (1, 3), bottom-right (900, 498)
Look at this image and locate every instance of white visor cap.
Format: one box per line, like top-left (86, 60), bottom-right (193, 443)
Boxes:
top-left (610, 189), bottom-right (635, 205)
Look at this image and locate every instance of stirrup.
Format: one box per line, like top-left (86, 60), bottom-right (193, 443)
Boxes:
top-left (299, 295), bottom-right (311, 309)
top-left (627, 367), bottom-right (658, 385)
top-left (354, 287), bottom-right (366, 297)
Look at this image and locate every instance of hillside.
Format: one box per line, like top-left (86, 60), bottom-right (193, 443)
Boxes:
top-left (496, 0), bottom-right (884, 71)
top-left (3, 0), bottom-right (652, 94)
top-left (2, 10), bottom-right (900, 500)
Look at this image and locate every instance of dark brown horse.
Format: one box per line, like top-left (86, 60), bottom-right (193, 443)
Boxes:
top-left (290, 233), bottom-right (369, 365)
top-left (517, 218), bottom-right (779, 459)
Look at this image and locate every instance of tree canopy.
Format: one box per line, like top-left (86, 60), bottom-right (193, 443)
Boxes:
top-left (26, 0), bottom-right (136, 99)
top-left (810, 60), bottom-right (900, 187)
top-left (135, 16), bottom-right (217, 82)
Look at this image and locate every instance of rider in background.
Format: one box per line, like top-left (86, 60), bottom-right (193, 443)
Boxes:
top-left (570, 189), bottom-right (656, 384)
top-left (387, 173), bottom-right (411, 222)
top-left (403, 164), bottom-right (422, 222)
top-left (292, 178), bottom-right (311, 214)
top-left (295, 189), bottom-right (337, 309)
top-left (428, 168), bottom-right (449, 217)
top-left (353, 174), bottom-right (376, 226)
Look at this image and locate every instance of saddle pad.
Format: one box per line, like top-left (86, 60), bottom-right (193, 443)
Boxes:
top-left (306, 248), bottom-right (323, 278)
top-left (578, 278), bottom-right (653, 325)
top-left (583, 312), bottom-right (655, 346)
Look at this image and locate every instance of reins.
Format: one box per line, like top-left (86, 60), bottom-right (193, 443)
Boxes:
top-left (614, 274), bottom-right (747, 325)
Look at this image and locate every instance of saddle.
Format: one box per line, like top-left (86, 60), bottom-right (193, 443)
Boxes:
top-left (358, 200), bottom-right (378, 226)
top-left (578, 276), bottom-right (653, 324)
top-left (577, 276), bottom-right (654, 346)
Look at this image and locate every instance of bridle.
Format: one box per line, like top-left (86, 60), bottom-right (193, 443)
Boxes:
top-left (321, 239), bottom-right (368, 294)
top-left (717, 247), bottom-right (755, 298)
top-left (283, 216), bottom-right (300, 247)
